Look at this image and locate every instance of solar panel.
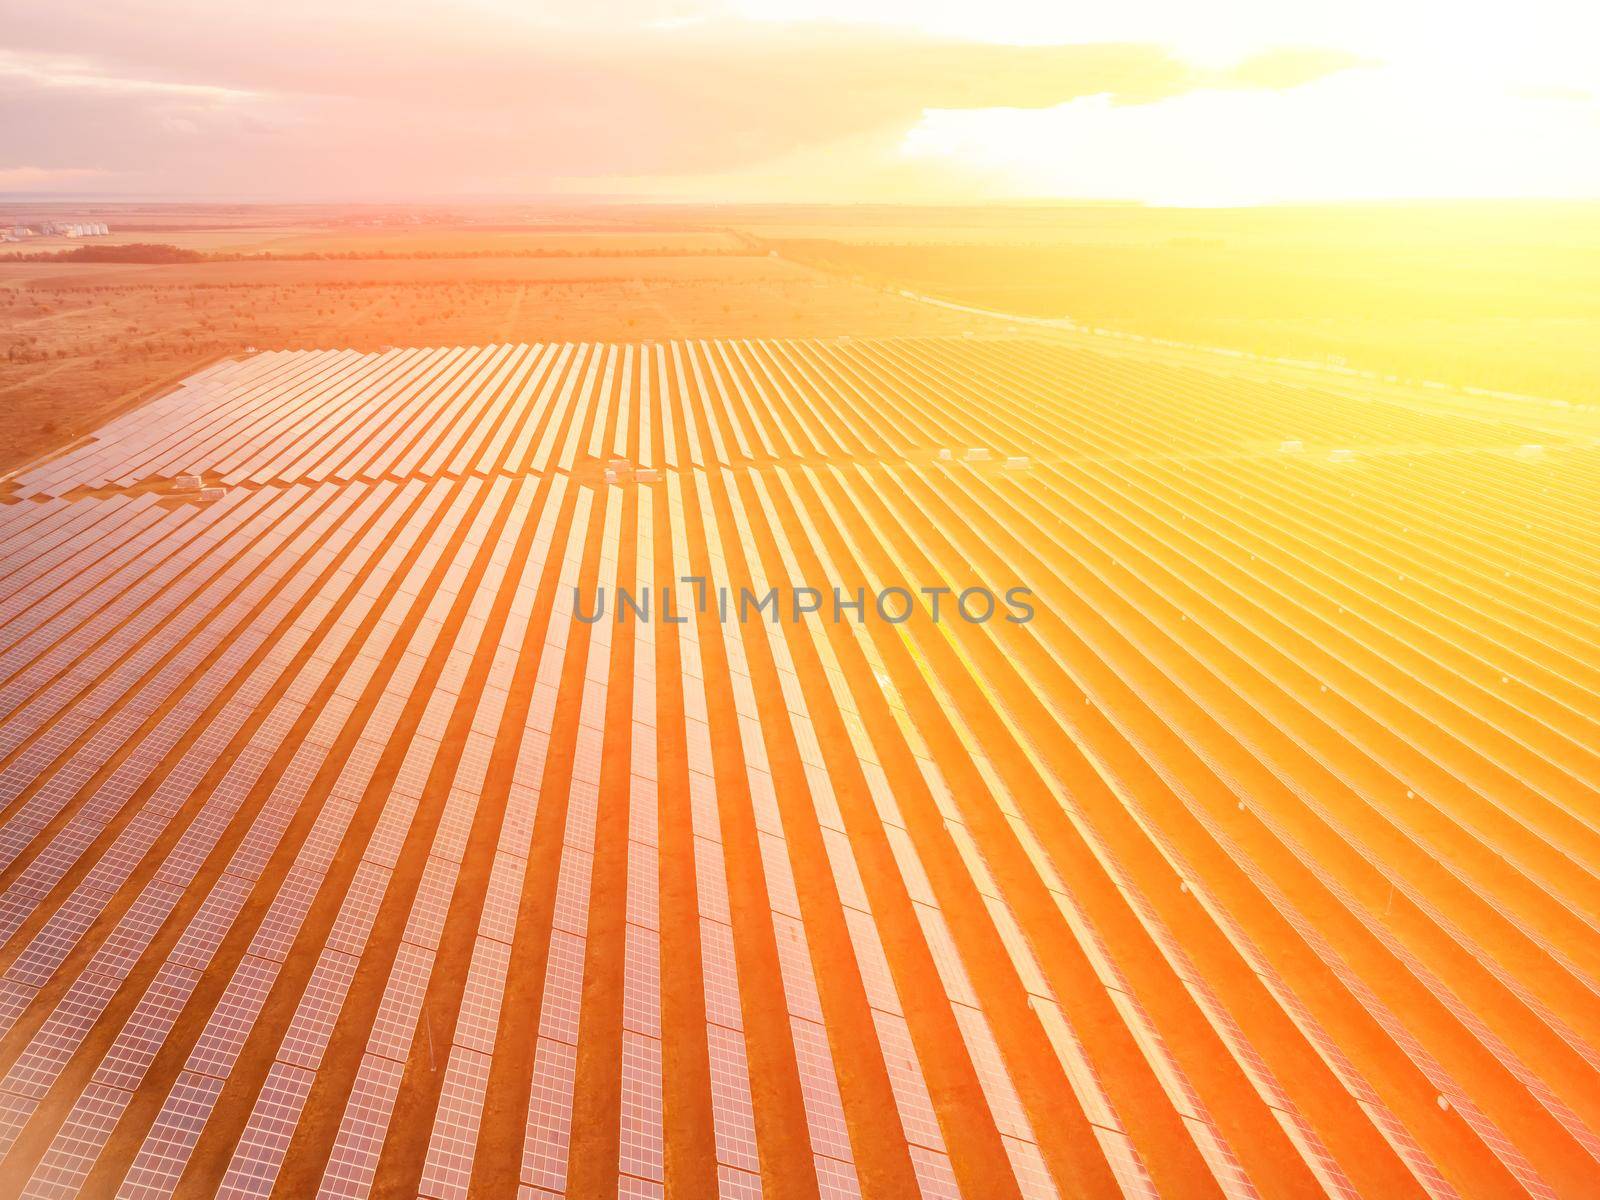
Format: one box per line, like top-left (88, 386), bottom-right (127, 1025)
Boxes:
top-left (417, 1047), bottom-right (493, 1200)
top-left (789, 1016), bottom-right (853, 1162)
top-left (537, 931), bottom-right (585, 1047)
top-left (278, 951), bottom-right (360, 1071)
top-left (17, 1082), bottom-right (131, 1200)
top-left (94, 962), bottom-right (203, 1090)
top-left (115, 1070), bottom-right (226, 1200)
top-left (368, 942), bottom-right (434, 1064)
top-left (618, 1031), bottom-right (664, 1184)
top-left (317, 1053), bottom-right (407, 1198)
top-left (1, 338), bottom-right (1593, 1200)
top-left (622, 924), bottom-right (662, 1040)
top-left (215, 1062), bottom-right (316, 1200)
top-left (522, 1037), bottom-right (578, 1191)
top-left (453, 938), bottom-right (512, 1055)
top-left (705, 1024), bottom-right (761, 1174)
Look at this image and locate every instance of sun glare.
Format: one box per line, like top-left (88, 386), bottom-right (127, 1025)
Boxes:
top-left (902, 64), bottom-right (1598, 205)
top-left (737, 0), bottom-right (1600, 203)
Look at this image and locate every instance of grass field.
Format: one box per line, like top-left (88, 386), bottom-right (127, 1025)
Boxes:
top-left (748, 202), bottom-right (1600, 405)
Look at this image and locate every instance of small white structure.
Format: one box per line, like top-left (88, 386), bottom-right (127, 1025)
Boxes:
top-left (936, 448), bottom-right (953, 461)
top-left (964, 448), bottom-right (991, 462)
top-left (198, 487), bottom-right (227, 502)
top-left (1328, 448), bottom-right (1354, 463)
top-left (33, 221), bottom-right (108, 237)
top-left (173, 473), bottom-right (203, 492)
top-left (1279, 439), bottom-right (1304, 453)
top-left (1003, 456), bottom-right (1031, 470)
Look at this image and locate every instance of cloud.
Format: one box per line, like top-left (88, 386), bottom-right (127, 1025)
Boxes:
top-left (1512, 84), bottom-right (1594, 103)
top-left (0, 49), bottom-right (257, 100)
top-left (1210, 47), bottom-right (1371, 91)
top-left (0, 6), bottom-right (1366, 198)
top-left (904, 65), bottom-right (1600, 204)
top-left (0, 165), bottom-right (113, 190)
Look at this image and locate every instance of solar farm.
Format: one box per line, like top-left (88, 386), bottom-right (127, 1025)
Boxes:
top-left (0, 335), bottom-right (1595, 1200)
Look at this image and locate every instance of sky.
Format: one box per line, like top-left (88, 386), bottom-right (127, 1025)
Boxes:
top-left (3, 0), bottom-right (1598, 204)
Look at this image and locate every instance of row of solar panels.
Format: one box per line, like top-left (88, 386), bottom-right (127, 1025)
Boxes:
top-left (0, 468), bottom-right (935, 1200)
top-left (791, 343), bottom-right (1600, 1196)
top-left (0, 339), bottom-right (1593, 1200)
top-left (8, 336), bottom-right (1565, 503)
top-left (0, 455), bottom-right (1176, 1199)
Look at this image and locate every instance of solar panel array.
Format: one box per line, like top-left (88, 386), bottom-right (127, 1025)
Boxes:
top-left (0, 337), bottom-right (1595, 1200)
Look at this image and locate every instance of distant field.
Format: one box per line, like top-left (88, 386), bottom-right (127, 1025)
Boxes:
top-left (0, 231), bottom-right (266, 257)
top-left (0, 228), bottom-right (744, 259)
top-left (0, 251), bottom-right (973, 473)
top-left (6, 200), bottom-right (1598, 475)
top-left (0, 230), bottom-right (748, 260)
top-left (235, 228), bottom-right (742, 256)
top-left (0, 253), bottom-right (793, 289)
top-left (755, 202), bottom-right (1600, 404)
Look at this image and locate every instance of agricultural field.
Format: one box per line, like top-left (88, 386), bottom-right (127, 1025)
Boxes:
top-left (746, 202), bottom-right (1600, 406)
top-left (0, 230), bottom-right (746, 260)
top-left (8, 200), bottom-right (1595, 477)
top-left (0, 238), bottom-right (975, 474)
top-left (0, 202), bottom-right (743, 258)
top-left (0, 335), bottom-right (1595, 1200)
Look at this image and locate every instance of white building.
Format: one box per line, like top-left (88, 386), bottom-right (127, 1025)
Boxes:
top-left (33, 220), bottom-right (109, 237)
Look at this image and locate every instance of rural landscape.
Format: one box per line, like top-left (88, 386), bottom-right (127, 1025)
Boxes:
top-left (5, 201), bottom-right (1596, 472)
top-left (0, 198), bottom-right (1596, 1200)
